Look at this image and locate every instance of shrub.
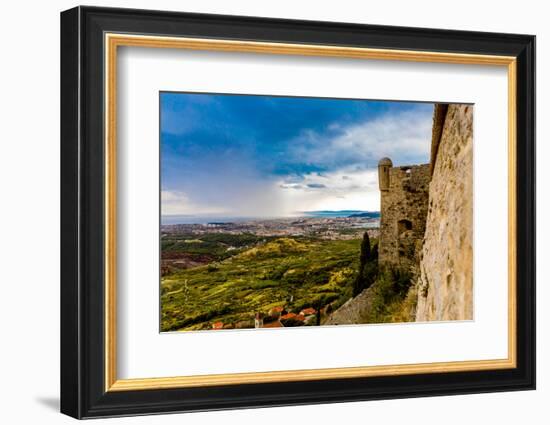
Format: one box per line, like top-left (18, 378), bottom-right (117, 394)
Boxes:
top-left (352, 232), bottom-right (379, 297)
top-left (388, 285), bottom-right (418, 323)
top-left (207, 263), bottom-right (219, 272)
top-left (265, 266), bottom-right (288, 280)
top-left (363, 266), bottom-right (414, 323)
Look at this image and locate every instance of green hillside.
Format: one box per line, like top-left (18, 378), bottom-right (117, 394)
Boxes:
top-left (160, 236), bottom-right (364, 331)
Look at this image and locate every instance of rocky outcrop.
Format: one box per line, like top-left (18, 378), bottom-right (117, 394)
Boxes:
top-left (415, 104), bottom-right (473, 321)
top-left (324, 287), bottom-right (376, 325)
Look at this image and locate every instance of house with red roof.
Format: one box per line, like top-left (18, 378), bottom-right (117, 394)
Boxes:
top-left (280, 313), bottom-right (305, 327)
top-left (268, 306), bottom-right (285, 318)
top-left (300, 307), bottom-right (316, 316)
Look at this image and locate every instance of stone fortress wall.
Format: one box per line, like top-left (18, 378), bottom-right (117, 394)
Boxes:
top-left (415, 104), bottom-right (473, 321)
top-left (377, 103), bottom-right (473, 321)
top-left (377, 159), bottom-right (431, 268)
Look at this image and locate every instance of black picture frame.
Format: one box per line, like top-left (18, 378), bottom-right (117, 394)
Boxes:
top-left (61, 5), bottom-right (535, 419)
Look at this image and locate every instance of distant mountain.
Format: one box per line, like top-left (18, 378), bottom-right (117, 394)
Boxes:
top-left (306, 210), bottom-right (366, 214)
top-left (301, 210), bottom-right (380, 219)
top-left (347, 211), bottom-right (381, 219)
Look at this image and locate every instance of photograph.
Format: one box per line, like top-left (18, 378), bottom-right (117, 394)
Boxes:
top-left (159, 93), bottom-right (473, 332)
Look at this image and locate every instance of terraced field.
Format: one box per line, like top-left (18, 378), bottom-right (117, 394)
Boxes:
top-left (160, 236), bottom-right (363, 331)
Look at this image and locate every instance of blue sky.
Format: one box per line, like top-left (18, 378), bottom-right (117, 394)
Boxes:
top-left (161, 92), bottom-right (434, 217)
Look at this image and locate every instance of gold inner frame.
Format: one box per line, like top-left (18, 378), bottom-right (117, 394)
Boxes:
top-left (104, 33), bottom-right (517, 392)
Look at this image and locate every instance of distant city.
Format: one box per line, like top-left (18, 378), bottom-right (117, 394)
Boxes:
top-left (162, 211), bottom-right (380, 240)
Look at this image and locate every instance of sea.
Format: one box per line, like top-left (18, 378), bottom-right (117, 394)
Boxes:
top-left (161, 210), bottom-right (380, 225)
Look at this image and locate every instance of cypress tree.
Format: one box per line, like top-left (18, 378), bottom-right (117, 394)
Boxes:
top-left (358, 232), bottom-right (371, 266)
top-left (371, 242), bottom-right (378, 260)
top-left (353, 232), bottom-right (378, 297)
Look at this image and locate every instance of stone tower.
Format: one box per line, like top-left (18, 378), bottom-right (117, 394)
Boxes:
top-left (378, 158), bottom-right (431, 268)
top-left (378, 157), bottom-right (392, 191)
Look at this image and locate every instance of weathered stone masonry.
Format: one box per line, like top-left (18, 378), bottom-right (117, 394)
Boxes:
top-left (415, 104), bottom-right (473, 321)
top-left (378, 158), bottom-right (431, 269)
top-left (377, 104), bottom-right (473, 321)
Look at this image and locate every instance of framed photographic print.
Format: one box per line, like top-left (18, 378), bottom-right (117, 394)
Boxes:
top-left (60, 6), bottom-right (536, 419)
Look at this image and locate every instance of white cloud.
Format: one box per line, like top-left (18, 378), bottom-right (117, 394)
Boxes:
top-left (277, 108), bottom-right (433, 212)
top-left (163, 166), bottom-right (381, 218)
top-left (290, 108), bottom-right (432, 168)
top-left (161, 190), bottom-right (229, 216)
top-left (276, 167), bottom-right (380, 213)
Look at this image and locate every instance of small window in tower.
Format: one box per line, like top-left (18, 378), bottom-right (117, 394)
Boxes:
top-left (398, 219), bottom-right (413, 234)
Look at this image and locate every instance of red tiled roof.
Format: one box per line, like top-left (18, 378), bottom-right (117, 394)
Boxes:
top-left (300, 308), bottom-right (316, 315)
top-left (212, 322), bottom-right (224, 329)
top-left (282, 313), bottom-right (306, 322)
